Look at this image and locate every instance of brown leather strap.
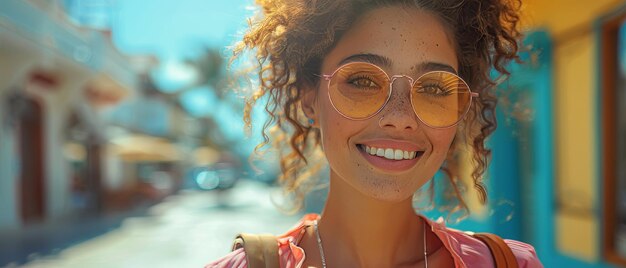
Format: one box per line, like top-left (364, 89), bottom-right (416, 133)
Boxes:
top-left (232, 233), bottom-right (280, 268)
top-left (473, 233), bottom-right (519, 268)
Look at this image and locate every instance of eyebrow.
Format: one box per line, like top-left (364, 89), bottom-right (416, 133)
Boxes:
top-left (338, 53), bottom-right (393, 69)
top-left (337, 53), bottom-right (458, 75)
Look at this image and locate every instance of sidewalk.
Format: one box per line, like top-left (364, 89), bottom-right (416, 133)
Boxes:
top-left (0, 204), bottom-right (152, 267)
top-left (5, 180), bottom-right (303, 268)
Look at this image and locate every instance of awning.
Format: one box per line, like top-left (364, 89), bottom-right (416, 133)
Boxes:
top-left (109, 134), bottom-right (181, 162)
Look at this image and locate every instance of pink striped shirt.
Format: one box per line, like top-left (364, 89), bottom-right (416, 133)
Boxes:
top-left (206, 213), bottom-right (543, 268)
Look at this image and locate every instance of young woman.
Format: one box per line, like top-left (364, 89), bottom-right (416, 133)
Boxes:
top-left (208, 0), bottom-right (542, 267)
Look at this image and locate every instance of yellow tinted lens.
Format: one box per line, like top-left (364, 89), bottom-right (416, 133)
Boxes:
top-left (412, 72), bottom-right (471, 127)
top-left (328, 62), bottom-right (390, 119)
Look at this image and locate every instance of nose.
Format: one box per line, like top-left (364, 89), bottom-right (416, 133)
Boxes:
top-left (377, 77), bottom-right (419, 130)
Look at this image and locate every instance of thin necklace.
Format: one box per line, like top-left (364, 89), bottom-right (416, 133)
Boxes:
top-left (313, 219), bottom-right (428, 268)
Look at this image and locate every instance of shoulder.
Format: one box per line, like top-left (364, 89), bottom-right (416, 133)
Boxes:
top-left (205, 237), bottom-right (305, 268)
top-left (205, 248), bottom-right (247, 268)
top-left (442, 228), bottom-right (543, 268)
top-left (205, 214), bottom-right (318, 268)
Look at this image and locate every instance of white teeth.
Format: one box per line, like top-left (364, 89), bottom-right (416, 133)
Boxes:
top-left (384, 148), bottom-right (394, 159)
top-left (362, 145), bottom-right (420, 160)
top-left (394, 150), bottom-right (403, 160)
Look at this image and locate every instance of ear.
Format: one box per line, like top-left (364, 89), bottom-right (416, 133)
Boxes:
top-left (301, 87), bottom-right (318, 127)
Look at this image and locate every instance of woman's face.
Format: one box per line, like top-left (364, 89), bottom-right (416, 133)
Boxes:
top-left (307, 6), bottom-right (459, 202)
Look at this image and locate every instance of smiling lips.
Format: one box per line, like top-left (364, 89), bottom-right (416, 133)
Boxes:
top-left (357, 143), bottom-right (424, 172)
top-left (363, 145), bottom-right (419, 160)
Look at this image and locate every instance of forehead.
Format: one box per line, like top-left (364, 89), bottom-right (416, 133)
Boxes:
top-left (322, 6), bottom-right (458, 74)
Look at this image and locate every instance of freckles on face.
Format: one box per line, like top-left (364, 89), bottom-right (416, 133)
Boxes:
top-left (314, 6), bottom-right (460, 201)
top-left (366, 11), bottom-right (455, 71)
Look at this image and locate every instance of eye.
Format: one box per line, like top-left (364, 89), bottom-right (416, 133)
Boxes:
top-left (418, 83), bottom-right (454, 96)
top-left (416, 76), bottom-right (458, 97)
top-left (347, 75), bottom-right (381, 90)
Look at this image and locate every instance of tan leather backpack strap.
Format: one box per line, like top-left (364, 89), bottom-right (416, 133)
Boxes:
top-left (473, 233), bottom-right (519, 268)
top-left (232, 233), bottom-right (279, 268)
top-left (257, 234), bottom-right (280, 268)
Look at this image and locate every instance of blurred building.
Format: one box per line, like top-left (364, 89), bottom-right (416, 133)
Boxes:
top-left (0, 0), bottom-right (187, 231)
top-left (467, 0), bottom-right (626, 267)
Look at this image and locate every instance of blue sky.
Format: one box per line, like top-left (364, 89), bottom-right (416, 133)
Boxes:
top-left (113, 0), bottom-right (254, 60)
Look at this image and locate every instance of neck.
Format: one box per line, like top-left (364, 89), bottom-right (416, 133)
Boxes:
top-left (317, 170), bottom-right (427, 268)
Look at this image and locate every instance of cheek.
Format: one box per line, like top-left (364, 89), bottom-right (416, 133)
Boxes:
top-left (318, 100), bottom-right (345, 148)
top-left (320, 113), bottom-right (354, 148)
top-left (317, 90), bottom-right (353, 138)
top-left (428, 128), bottom-right (457, 156)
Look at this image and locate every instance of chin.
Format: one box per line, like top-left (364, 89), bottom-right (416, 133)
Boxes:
top-left (356, 176), bottom-right (421, 203)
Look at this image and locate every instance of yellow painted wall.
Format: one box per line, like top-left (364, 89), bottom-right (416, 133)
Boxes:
top-left (522, 0), bottom-right (624, 262)
top-left (522, 0), bottom-right (623, 36)
top-left (553, 30), bottom-right (597, 261)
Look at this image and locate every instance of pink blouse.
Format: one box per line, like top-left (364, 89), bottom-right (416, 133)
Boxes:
top-left (206, 213), bottom-right (543, 268)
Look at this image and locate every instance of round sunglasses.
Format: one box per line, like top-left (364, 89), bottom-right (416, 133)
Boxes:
top-left (321, 62), bottom-right (478, 128)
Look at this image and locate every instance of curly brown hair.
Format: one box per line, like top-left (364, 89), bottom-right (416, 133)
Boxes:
top-left (234, 0), bottom-right (522, 215)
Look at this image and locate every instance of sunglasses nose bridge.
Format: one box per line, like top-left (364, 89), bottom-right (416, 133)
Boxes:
top-left (389, 75), bottom-right (415, 97)
top-left (388, 75), bottom-right (416, 101)
top-left (389, 75), bottom-right (415, 87)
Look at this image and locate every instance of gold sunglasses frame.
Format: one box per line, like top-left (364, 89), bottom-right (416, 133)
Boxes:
top-left (321, 62), bottom-right (479, 129)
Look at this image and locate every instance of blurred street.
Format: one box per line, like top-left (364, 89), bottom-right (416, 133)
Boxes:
top-left (9, 180), bottom-right (302, 268)
top-left (1, 0), bottom-right (626, 267)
